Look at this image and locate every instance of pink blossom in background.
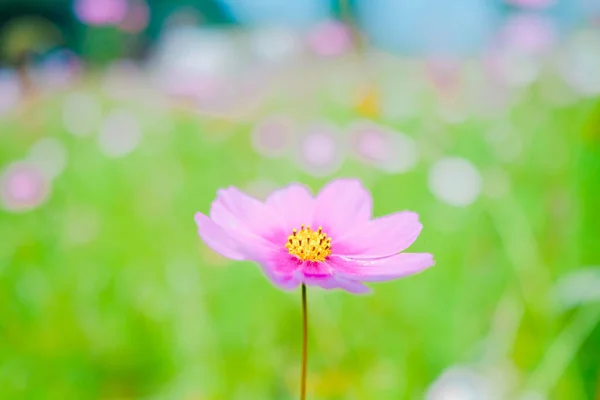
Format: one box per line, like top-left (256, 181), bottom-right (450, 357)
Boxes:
top-left (1, 162), bottom-right (50, 212)
top-left (251, 116), bottom-right (295, 158)
top-left (118, 0), bottom-right (150, 33)
top-left (500, 14), bottom-right (556, 54)
top-left (350, 122), bottom-right (388, 163)
top-left (194, 179), bottom-right (434, 293)
top-left (349, 121), bottom-right (418, 174)
top-left (74, 0), bottom-right (127, 26)
top-left (426, 57), bottom-right (461, 93)
top-left (296, 123), bottom-right (343, 177)
top-left (505, 0), bottom-right (554, 9)
top-left (155, 70), bottom-right (226, 104)
top-left (307, 21), bottom-right (353, 57)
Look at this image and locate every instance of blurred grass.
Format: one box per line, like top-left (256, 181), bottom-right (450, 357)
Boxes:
top-left (0, 72), bottom-right (599, 400)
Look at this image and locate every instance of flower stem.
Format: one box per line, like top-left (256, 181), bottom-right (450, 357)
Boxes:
top-left (300, 284), bottom-right (308, 400)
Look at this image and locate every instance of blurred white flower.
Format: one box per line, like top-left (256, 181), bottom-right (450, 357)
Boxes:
top-left (97, 110), bottom-right (142, 158)
top-left (249, 26), bottom-right (304, 65)
top-left (554, 267), bottom-right (600, 309)
top-left (558, 30), bottom-right (600, 97)
top-left (27, 138), bottom-right (68, 180)
top-left (62, 92), bottom-right (103, 137)
top-left (150, 27), bottom-right (239, 99)
top-left (427, 366), bottom-right (494, 400)
top-left (428, 157), bottom-right (482, 206)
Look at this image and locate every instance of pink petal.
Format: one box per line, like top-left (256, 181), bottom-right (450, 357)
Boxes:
top-left (294, 260), bottom-right (372, 294)
top-left (312, 178), bottom-right (372, 238)
top-left (210, 187), bottom-right (284, 247)
top-left (256, 250), bottom-right (372, 294)
top-left (258, 250), bottom-right (303, 290)
top-left (265, 183), bottom-right (315, 232)
top-left (329, 253), bottom-right (435, 282)
top-left (194, 212), bottom-right (246, 260)
top-left (302, 274), bottom-right (371, 294)
top-left (333, 211), bottom-right (422, 257)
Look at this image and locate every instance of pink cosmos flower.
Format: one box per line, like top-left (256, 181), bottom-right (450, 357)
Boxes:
top-left (306, 20), bottom-right (353, 57)
top-left (194, 179), bottom-right (434, 293)
top-left (74, 0), bottom-right (127, 26)
top-left (1, 162), bottom-right (50, 212)
top-left (117, 0), bottom-right (150, 33)
top-left (500, 13), bottom-right (556, 54)
top-left (295, 123), bottom-right (344, 177)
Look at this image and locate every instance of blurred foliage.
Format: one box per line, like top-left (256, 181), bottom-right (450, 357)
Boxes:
top-left (0, 65), bottom-right (599, 399)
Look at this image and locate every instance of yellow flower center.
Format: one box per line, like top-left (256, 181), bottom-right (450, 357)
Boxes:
top-left (285, 225), bottom-right (332, 262)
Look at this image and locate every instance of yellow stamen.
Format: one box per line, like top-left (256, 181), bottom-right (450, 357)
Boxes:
top-left (285, 225), bottom-right (332, 262)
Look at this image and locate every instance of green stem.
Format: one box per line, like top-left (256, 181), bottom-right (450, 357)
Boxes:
top-left (300, 284), bottom-right (308, 400)
top-left (526, 305), bottom-right (600, 394)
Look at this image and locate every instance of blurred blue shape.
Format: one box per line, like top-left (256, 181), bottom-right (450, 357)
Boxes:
top-left (218, 0), bottom-right (332, 28)
top-left (356, 0), bottom-right (501, 55)
top-left (546, 0), bottom-right (595, 30)
top-left (505, 0), bottom-right (591, 32)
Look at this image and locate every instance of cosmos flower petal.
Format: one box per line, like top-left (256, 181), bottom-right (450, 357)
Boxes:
top-left (261, 266), bottom-right (303, 291)
top-left (194, 212), bottom-right (246, 260)
top-left (210, 186), bottom-right (284, 247)
top-left (302, 274), bottom-right (372, 294)
top-left (265, 183), bottom-right (314, 232)
top-left (333, 211), bottom-right (422, 257)
top-left (257, 250), bottom-right (303, 291)
top-left (312, 178), bottom-right (372, 237)
top-left (291, 261), bottom-right (372, 294)
top-left (329, 253), bottom-right (435, 282)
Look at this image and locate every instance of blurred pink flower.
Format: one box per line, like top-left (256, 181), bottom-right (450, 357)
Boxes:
top-left (74, 0), bottom-right (127, 26)
top-left (194, 179), bottom-right (434, 293)
top-left (426, 57), bottom-right (461, 94)
top-left (251, 116), bottom-right (295, 158)
top-left (306, 21), bottom-right (353, 57)
top-left (296, 123), bottom-right (343, 177)
top-left (500, 13), bottom-right (556, 54)
top-left (349, 121), bottom-right (418, 174)
top-left (118, 0), bottom-right (150, 33)
top-left (1, 162), bottom-right (50, 212)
